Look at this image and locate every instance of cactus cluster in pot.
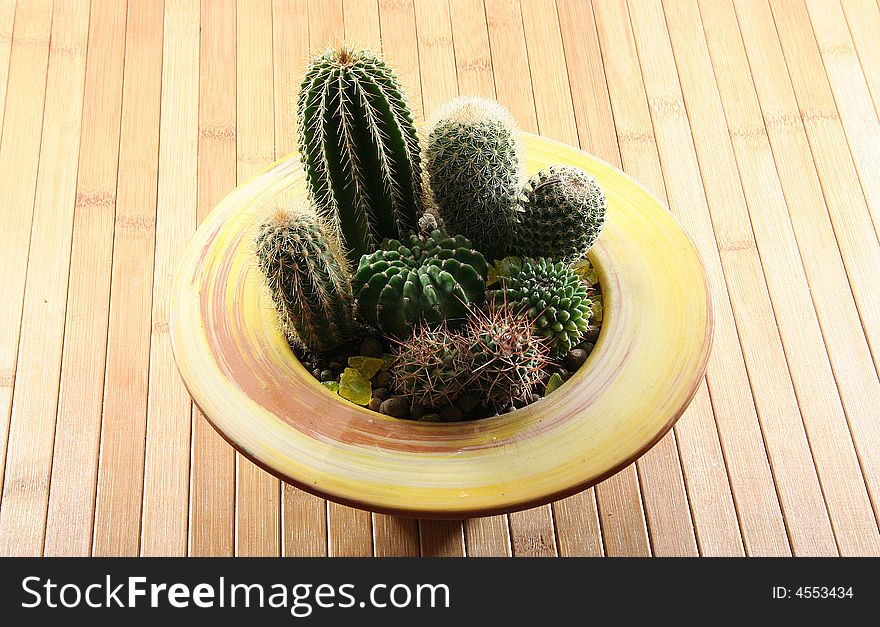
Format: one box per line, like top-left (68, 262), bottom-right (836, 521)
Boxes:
top-left (252, 45), bottom-right (608, 421)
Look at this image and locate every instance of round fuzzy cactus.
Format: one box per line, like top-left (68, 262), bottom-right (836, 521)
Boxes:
top-left (423, 96), bottom-right (522, 261)
top-left (516, 165), bottom-right (607, 261)
top-left (488, 257), bottom-right (592, 358)
top-left (354, 230), bottom-right (489, 338)
top-left (391, 322), bottom-right (474, 408)
top-left (298, 47), bottom-right (422, 265)
top-left (466, 305), bottom-right (551, 409)
top-left (255, 202), bottom-right (357, 353)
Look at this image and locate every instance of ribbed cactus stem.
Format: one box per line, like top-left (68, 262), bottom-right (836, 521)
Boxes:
top-left (298, 47), bottom-right (422, 265)
top-left (254, 202), bottom-right (356, 353)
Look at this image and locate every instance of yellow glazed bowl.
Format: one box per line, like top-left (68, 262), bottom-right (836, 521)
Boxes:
top-left (170, 134), bottom-right (713, 519)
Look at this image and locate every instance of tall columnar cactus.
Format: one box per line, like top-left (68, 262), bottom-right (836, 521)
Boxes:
top-left (423, 96), bottom-right (523, 261)
top-left (354, 230), bottom-right (489, 338)
top-left (516, 165), bottom-right (607, 261)
top-left (254, 203), bottom-right (356, 353)
top-left (488, 257), bottom-right (592, 358)
top-left (298, 47), bottom-right (422, 265)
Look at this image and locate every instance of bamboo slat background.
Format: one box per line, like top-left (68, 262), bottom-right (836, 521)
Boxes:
top-left (1, 0), bottom-right (879, 557)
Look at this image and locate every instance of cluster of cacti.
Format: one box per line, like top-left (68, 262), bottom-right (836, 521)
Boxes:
top-left (423, 97), bottom-right (522, 261)
top-left (354, 230), bottom-right (488, 337)
top-left (515, 165), bottom-right (607, 261)
top-left (253, 45), bottom-right (607, 419)
top-left (254, 202), bottom-right (357, 353)
top-left (298, 47), bottom-right (422, 265)
top-left (489, 257), bottom-right (592, 358)
top-left (391, 321), bottom-right (474, 408)
top-left (390, 304), bottom-right (551, 413)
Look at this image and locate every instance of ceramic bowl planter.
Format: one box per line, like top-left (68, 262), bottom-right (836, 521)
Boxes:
top-left (170, 133), bottom-right (713, 519)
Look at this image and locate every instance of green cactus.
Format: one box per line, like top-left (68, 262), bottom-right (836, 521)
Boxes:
top-left (298, 47), bottom-right (422, 265)
top-left (488, 257), bottom-right (592, 357)
top-left (391, 321), bottom-right (474, 408)
top-left (354, 230), bottom-right (489, 338)
top-left (516, 165), bottom-right (607, 261)
top-left (254, 203), bottom-right (356, 353)
top-left (423, 96), bottom-right (522, 261)
top-left (466, 304), bottom-right (551, 409)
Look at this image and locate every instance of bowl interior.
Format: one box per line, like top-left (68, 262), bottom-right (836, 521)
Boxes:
top-left (171, 134), bottom-right (713, 518)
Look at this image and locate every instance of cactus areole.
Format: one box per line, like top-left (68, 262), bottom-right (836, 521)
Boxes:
top-left (298, 47), bottom-right (423, 265)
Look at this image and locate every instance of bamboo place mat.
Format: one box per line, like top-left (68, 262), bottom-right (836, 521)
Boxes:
top-left (1, 0), bottom-right (879, 557)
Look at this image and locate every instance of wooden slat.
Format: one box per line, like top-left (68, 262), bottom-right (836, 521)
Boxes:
top-left (414, 0), bottom-right (456, 116)
top-left (731, 0), bottom-right (880, 538)
top-left (558, 0), bottom-right (698, 557)
top-left (189, 0), bottom-right (237, 558)
top-left (304, 0), bottom-right (374, 558)
top-left (378, 0), bottom-right (422, 118)
top-left (666, 0), bottom-right (879, 556)
top-left (43, 0), bottom-right (127, 557)
top-left (594, 0), bottom-right (790, 556)
top-left (139, 0), bottom-right (199, 557)
top-left (0, 0), bottom-right (53, 514)
top-left (272, 0), bottom-right (327, 558)
top-left (521, 0), bottom-right (614, 558)
top-left (344, 0), bottom-right (420, 558)
top-left (573, 0), bottom-right (743, 556)
top-left (842, 0), bottom-right (880, 120)
top-left (0, 0), bottom-right (90, 557)
top-left (0, 0), bottom-right (17, 128)
top-left (92, 0), bottom-right (164, 557)
top-left (442, 0), bottom-right (512, 557)
top-left (629, 0), bottom-right (841, 555)
top-left (802, 0), bottom-right (880, 241)
top-left (236, 0), bottom-right (281, 557)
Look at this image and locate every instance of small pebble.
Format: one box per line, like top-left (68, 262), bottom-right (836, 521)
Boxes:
top-left (456, 394), bottom-right (479, 415)
top-left (374, 371), bottom-right (393, 388)
top-left (311, 368), bottom-right (322, 379)
top-left (319, 369), bottom-right (335, 382)
top-left (565, 348), bottom-right (589, 371)
top-left (328, 361), bottom-right (342, 371)
top-left (579, 341), bottom-right (595, 354)
top-left (418, 413), bottom-right (443, 422)
top-left (372, 387), bottom-right (389, 400)
top-left (438, 406), bottom-right (464, 422)
top-left (410, 404), bottom-right (429, 420)
top-left (359, 336), bottom-right (385, 358)
top-left (584, 327), bottom-right (601, 343)
top-left (380, 396), bottom-right (410, 418)
top-left (368, 397), bottom-right (383, 412)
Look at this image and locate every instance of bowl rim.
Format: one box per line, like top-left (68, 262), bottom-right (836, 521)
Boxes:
top-left (171, 133), bottom-right (714, 518)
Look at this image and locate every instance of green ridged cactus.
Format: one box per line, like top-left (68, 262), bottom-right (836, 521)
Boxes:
top-left (516, 166), bottom-right (607, 261)
top-left (354, 230), bottom-right (489, 338)
top-left (255, 203), bottom-right (356, 353)
top-left (488, 257), bottom-right (592, 357)
top-left (298, 47), bottom-right (422, 265)
top-left (466, 305), bottom-right (551, 409)
top-left (391, 322), bottom-right (474, 408)
top-left (423, 96), bottom-right (522, 261)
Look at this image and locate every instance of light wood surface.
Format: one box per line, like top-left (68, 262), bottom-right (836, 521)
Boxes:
top-left (1, 0), bottom-right (878, 556)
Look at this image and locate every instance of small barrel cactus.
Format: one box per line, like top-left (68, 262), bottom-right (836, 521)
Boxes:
top-left (488, 257), bottom-right (592, 357)
top-left (516, 165), bottom-right (607, 261)
top-left (298, 47), bottom-right (422, 265)
top-left (466, 305), bottom-right (551, 409)
top-left (254, 202), bottom-right (356, 353)
top-left (391, 322), bottom-right (474, 408)
top-left (354, 230), bottom-right (489, 338)
top-left (423, 96), bottom-right (522, 261)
